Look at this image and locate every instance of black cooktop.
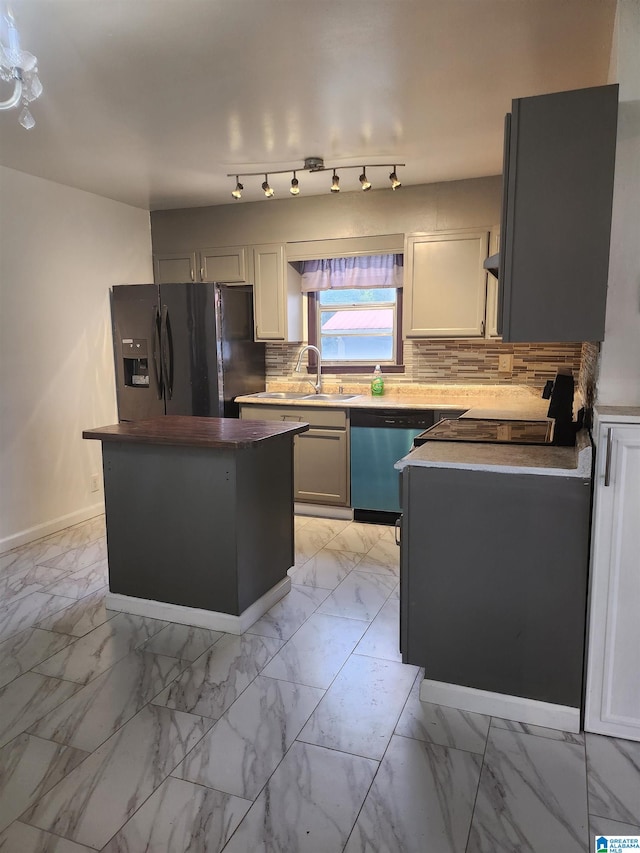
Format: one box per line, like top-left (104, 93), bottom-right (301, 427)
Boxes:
top-left (413, 418), bottom-right (554, 446)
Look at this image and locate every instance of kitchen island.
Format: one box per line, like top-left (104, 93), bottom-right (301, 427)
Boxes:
top-left (395, 433), bottom-right (592, 733)
top-left (83, 415), bottom-right (309, 633)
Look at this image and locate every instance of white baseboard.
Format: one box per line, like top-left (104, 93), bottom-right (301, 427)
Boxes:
top-left (295, 503), bottom-right (353, 520)
top-left (0, 502), bottom-right (105, 556)
top-left (105, 576), bottom-right (292, 635)
top-left (420, 679), bottom-right (581, 733)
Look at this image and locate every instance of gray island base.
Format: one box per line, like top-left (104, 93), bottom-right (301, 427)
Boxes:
top-left (83, 415), bottom-right (309, 634)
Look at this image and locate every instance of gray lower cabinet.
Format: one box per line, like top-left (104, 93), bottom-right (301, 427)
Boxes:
top-left (240, 405), bottom-right (349, 506)
top-left (294, 428), bottom-right (348, 505)
top-left (400, 464), bottom-right (591, 708)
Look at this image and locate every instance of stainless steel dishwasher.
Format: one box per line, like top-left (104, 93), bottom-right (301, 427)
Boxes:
top-left (350, 408), bottom-right (434, 523)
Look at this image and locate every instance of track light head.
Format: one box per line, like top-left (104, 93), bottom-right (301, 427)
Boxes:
top-left (231, 177), bottom-right (243, 199)
top-left (262, 175), bottom-right (274, 198)
top-left (290, 172), bottom-right (300, 195)
top-left (389, 168), bottom-right (401, 190)
top-left (330, 170), bottom-right (340, 193)
top-left (359, 168), bottom-right (371, 191)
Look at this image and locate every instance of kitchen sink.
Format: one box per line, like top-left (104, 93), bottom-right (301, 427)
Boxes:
top-left (250, 391), bottom-right (361, 402)
top-left (302, 393), bottom-right (361, 401)
top-left (251, 392), bottom-right (310, 399)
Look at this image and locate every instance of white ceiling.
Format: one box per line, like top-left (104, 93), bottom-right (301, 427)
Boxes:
top-left (0, 0), bottom-right (616, 211)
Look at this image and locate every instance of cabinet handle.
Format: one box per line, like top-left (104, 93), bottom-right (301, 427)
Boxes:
top-left (395, 517), bottom-right (401, 546)
top-left (481, 319), bottom-right (485, 336)
top-left (190, 268), bottom-right (195, 282)
top-left (604, 427), bottom-right (613, 486)
top-left (200, 267), bottom-right (205, 281)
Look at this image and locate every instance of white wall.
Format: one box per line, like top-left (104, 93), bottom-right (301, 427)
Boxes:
top-left (0, 167), bottom-right (152, 552)
top-left (597, 0), bottom-right (640, 405)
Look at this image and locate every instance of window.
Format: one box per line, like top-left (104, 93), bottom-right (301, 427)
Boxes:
top-left (316, 288), bottom-right (398, 364)
top-left (303, 254), bottom-right (404, 370)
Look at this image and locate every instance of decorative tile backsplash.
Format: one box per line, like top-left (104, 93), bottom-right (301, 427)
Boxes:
top-left (404, 340), bottom-right (583, 385)
top-left (266, 339), bottom-right (586, 392)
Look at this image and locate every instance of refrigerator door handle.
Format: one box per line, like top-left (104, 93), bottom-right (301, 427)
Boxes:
top-left (160, 305), bottom-right (174, 400)
top-left (152, 306), bottom-right (163, 399)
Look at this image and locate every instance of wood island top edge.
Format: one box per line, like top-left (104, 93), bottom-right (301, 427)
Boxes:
top-left (82, 415), bottom-right (309, 449)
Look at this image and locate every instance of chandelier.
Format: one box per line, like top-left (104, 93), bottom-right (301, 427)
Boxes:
top-left (0, 5), bottom-right (42, 129)
top-left (228, 157), bottom-right (404, 200)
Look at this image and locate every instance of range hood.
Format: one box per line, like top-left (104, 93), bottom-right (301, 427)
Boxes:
top-left (484, 252), bottom-right (500, 279)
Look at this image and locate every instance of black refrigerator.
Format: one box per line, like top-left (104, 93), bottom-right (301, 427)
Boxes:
top-left (111, 282), bottom-right (266, 422)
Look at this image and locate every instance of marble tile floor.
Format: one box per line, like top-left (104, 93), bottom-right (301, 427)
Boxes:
top-left (0, 514), bottom-right (639, 852)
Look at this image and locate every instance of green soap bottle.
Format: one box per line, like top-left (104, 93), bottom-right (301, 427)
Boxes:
top-left (371, 364), bottom-right (384, 396)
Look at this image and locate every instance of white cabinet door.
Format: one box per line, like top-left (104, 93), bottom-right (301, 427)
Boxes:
top-left (153, 253), bottom-right (196, 283)
top-left (403, 230), bottom-right (489, 338)
top-left (585, 421), bottom-right (640, 740)
top-left (253, 243), bottom-right (302, 342)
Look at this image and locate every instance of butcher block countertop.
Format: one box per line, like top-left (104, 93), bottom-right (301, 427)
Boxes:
top-left (83, 415), bottom-right (309, 449)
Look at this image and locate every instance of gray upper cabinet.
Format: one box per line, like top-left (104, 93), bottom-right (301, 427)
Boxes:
top-left (153, 252), bottom-right (196, 283)
top-left (252, 243), bottom-right (303, 342)
top-left (154, 248), bottom-right (251, 284)
top-left (403, 230), bottom-right (489, 338)
top-left (199, 246), bottom-right (252, 284)
top-left (499, 84), bottom-right (618, 343)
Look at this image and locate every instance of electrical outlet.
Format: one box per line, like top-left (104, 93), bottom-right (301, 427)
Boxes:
top-left (90, 473), bottom-right (100, 493)
top-left (498, 354), bottom-right (513, 373)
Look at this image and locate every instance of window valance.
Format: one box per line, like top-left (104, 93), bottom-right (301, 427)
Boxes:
top-left (300, 254), bottom-right (403, 293)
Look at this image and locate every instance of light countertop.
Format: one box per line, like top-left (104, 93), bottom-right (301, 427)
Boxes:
top-left (595, 405), bottom-right (640, 423)
top-left (460, 400), bottom-right (551, 421)
top-left (395, 429), bottom-right (592, 478)
top-left (236, 384), bottom-right (549, 418)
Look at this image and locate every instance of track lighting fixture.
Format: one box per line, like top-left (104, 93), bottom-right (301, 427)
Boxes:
top-left (231, 176), bottom-right (243, 199)
top-left (227, 158), bottom-right (404, 200)
top-left (261, 175), bottom-right (274, 198)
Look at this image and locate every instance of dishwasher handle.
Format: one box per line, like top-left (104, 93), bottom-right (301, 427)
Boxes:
top-left (350, 408), bottom-right (434, 429)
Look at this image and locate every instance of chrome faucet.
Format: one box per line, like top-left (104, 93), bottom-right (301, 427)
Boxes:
top-left (295, 344), bottom-right (322, 394)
